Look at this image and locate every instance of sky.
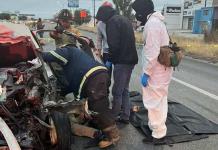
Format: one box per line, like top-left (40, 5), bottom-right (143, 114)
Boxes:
top-left (0, 0), bottom-right (183, 19)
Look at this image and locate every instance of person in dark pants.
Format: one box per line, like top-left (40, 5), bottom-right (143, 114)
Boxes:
top-left (40, 46), bottom-right (119, 148)
top-left (96, 21), bottom-right (112, 74)
top-left (96, 6), bottom-right (138, 124)
top-left (96, 2), bottom-right (114, 91)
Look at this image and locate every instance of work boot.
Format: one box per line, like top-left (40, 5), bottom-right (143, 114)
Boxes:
top-left (98, 124), bottom-right (120, 149)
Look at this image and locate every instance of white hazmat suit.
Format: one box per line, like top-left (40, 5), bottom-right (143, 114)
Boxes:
top-left (142, 12), bottom-right (173, 139)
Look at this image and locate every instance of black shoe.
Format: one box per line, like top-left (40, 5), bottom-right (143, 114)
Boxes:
top-left (117, 118), bottom-right (129, 124)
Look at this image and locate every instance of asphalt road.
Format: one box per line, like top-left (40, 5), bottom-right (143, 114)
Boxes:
top-left (77, 30), bottom-right (218, 150)
top-left (41, 24), bottom-right (218, 150)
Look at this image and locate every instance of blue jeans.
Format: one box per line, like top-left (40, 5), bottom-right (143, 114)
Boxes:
top-left (112, 64), bottom-right (134, 120)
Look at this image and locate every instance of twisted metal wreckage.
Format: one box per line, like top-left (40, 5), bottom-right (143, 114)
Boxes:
top-left (0, 22), bottom-right (98, 150)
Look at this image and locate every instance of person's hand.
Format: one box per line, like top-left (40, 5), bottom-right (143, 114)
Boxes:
top-left (105, 61), bottom-right (112, 69)
top-left (39, 39), bottom-right (46, 45)
top-left (141, 73), bottom-right (149, 87)
top-left (93, 49), bottom-right (101, 57)
top-left (49, 31), bottom-right (60, 39)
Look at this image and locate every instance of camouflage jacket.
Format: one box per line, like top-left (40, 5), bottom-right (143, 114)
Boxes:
top-left (55, 26), bottom-right (80, 48)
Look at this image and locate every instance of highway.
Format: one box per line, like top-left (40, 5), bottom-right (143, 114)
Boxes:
top-left (77, 30), bottom-right (218, 150)
top-left (41, 24), bottom-right (218, 150)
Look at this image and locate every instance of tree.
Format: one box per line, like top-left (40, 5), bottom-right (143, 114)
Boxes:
top-left (18, 15), bottom-right (27, 21)
top-left (73, 9), bottom-right (91, 25)
top-left (0, 13), bottom-right (11, 20)
top-left (112, 0), bottom-right (134, 20)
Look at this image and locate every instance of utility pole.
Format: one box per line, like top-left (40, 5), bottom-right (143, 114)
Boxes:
top-left (94, 0), bottom-right (96, 26)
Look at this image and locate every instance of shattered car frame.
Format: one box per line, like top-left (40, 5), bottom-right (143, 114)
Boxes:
top-left (0, 22), bottom-right (73, 150)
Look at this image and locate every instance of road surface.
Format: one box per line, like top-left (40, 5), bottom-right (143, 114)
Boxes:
top-left (41, 24), bottom-right (218, 150)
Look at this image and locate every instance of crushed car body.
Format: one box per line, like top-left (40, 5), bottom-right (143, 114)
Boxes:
top-left (0, 22), bottom-right (72, 150)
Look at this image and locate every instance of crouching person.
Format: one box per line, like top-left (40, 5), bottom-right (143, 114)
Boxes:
top-left (40, 46), bottom-right (119, 148)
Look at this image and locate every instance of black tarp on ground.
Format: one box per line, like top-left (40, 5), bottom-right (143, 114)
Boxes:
top-left (129, 91), bottom-right (218, 145)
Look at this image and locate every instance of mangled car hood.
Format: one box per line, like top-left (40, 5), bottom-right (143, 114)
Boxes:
top-left (0, 22), bottom-right (40, 67)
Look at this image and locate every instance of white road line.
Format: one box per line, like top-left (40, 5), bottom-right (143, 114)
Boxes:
top-left (172, 77), bottom-right (218, 101)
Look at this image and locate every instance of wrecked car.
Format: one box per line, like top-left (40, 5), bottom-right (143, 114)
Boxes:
top-left (0, 22), bottom-right (73, 150)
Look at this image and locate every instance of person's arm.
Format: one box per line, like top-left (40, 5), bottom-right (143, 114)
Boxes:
top-left (41, 47), bottom-right (70, 66)
top-left (49, 31), bottom-right (61, 40)
top-left (96, 23), bottom-right (103, 51)
top-left (143, 26), bottom-right (161, 76)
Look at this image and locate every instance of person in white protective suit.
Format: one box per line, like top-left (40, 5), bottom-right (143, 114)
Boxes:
top-left (132, 0), bottom-right (173, 140)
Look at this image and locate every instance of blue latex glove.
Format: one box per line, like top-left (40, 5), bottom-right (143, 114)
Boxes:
top-left (105, 61), bottom-right (112, 69)
top-left (141, 73), bottom-right (149, 87)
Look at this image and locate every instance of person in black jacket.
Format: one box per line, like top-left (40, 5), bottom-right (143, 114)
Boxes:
top-left (96, 6), bottom-right (138, 124)
top-left (40, 46), bottom-right (120, 148)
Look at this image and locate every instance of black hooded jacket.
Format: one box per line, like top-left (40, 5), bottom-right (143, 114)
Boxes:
top-left (96, 6), bottom-right (138, 65)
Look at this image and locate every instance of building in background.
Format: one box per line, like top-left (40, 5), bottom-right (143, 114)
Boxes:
top-left (193, 7), bottom-right (214, 33)
top-left (183, 0), bottom-right (194, 30)
top-left (191, 0), bottom-right (218, 34)
top-left (18, 14), bottom-right (35, 19)
top-left (213, 0), bottom-right (218, 6)
top-left (183, 0), bottom-right (213, 31)
top-left (213, 0), bottom-right (218, 32)
top-left (163, 5), bottom-right (183, 30)
top-left (162, 1), bottom-right (218, 33)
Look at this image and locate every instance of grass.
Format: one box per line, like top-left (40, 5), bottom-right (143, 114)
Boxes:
top-left (77, 25), bottom-right (218, 61)
top-left (135, 32), bottom-right (218, 61)
top-left (171, 36), bottom-right (218, 61)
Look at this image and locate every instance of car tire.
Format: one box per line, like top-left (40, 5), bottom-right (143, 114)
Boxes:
top-left (50, 111), bottom-right (72, 150)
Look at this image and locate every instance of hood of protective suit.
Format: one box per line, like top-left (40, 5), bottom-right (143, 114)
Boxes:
top-left (132, 0), bottom-right (154, 25)
top-left (150, 11), bottom-right (165, 21)
top-left (96, 6), bottom-right (116, 22)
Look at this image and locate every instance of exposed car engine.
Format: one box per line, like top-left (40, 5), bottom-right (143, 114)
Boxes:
top-left (0, 62), bottom-right (54, 149)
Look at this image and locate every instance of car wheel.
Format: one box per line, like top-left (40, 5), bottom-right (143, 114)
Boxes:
top-left (49, 111), bottom-right (72, 150)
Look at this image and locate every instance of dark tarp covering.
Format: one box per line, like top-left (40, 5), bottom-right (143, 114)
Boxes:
top-left (129, 91), bottom-right (218, 145)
